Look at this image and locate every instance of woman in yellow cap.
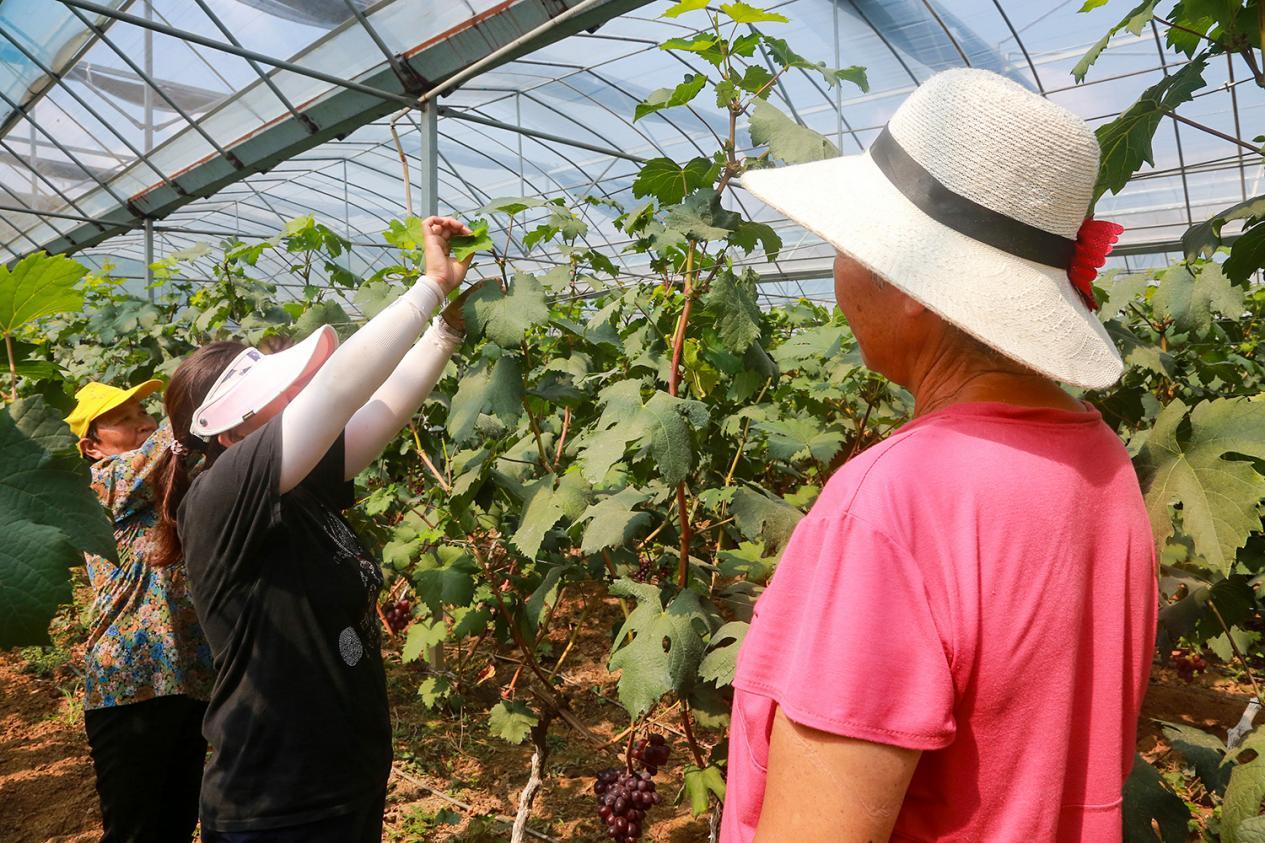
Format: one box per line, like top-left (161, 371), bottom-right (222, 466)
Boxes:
top-left (66, 379), bottom-right (215, 843)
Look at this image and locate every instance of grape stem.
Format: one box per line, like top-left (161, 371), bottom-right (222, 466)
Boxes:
top-left (511, 713), bottom-right (554, 843)
top-left (680, 702), bottom-right (706, 768)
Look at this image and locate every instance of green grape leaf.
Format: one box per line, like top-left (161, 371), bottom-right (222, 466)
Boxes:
top-left (754, 416), bottom-right (845, 463)
top-left (1182, 194), bottom-right (1265, 263)
top-left (446, 355), bottom-right (524, 443)
top-left (662, 0), bottom-right (709, 17)
top-left (660, 32), bottom-right (726, 66)
top-left (474, 196), bottom-right (548, 217)
top-left (1234, 816), bottom-right (1265, 843)
top-left (511, 473), bottom-right (590, 560)
top-left (1150, 263), bottom-right (1243, 336)
top-left (640, 391), bottom-right (709, 485)
top-left (416, 675), bottom-right (451, 709)
top-left (1224, 731), bottom-right (1265, 843)
top-left (352, 280), bottom-right (403, 319)
top-left (1072, 0), bottom-right (1161, 83)
top-left (449, 218), bottom-right (494, 263)
top-left (749, 99), bottom-right (839, 164)
top-left (578, 488), bottom-right (652, 555)
top-left (720, 2), bottom-right (788, 23)
top-left (1134, 398), bottom-right (1265, 575)
top-left (664, 190), bottom-right (742, 242)
top-left (488, 700), bottom-right (538, 745)
top-left (608, 579), bottom-right (711, 719)
top-left (1105, 321), bottom-right (1174, 375)
top-left (732, 486), bottom-right (803, 554)
top-left (383, 216), bottom-right (426, 251)
top-left (1093, 54), bottom-right (1207, 203)
top-left (401, 618), bottom-right (448, 663)
top-left (1160, 722), bottom-right (1230, 795)
top-left (635, 73), bottom-right (708, 122)
top-left (1097, 271), bottom-right (1151, 322)
top-left (681, 764), bottom-right (727, 815)
top-left (761, 36), bottom-right (868, 91)
top-left (729, 219), bottom-right (781, 261)
top-left (632, 157), bottom-right (719, 206)
top-left (0, 252), bottom-right (88, 334)
top-left (699, 620), bottom-right (748, 686)
top-left (293, 299), bottom-right (350, 339)
top-left (703, 272), bottom-right (762, 352)
top-left (413, 557), bottom-right (478, 614)
top-left (1224, 223), bottom-right (1265, 285)
top-left (1121, 754), bottom-right (1191, 843)
top-left (716, 540), bottom-right (777, 584)
top-left (464, 272), bottom-right (548, 348)
top-left (524, 563), bottom-right (570, 631)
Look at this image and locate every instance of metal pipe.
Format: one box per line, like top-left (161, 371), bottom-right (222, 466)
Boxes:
top-left (190, 0), bottom-right (319, 134)
top-left (990, 0), bottom-right (1043, 93)
top-left (437, 106), bottom-right (648, 163)
top-left (62, 2), bottom-right (246, 169)
top-left (417, 0), bottom-right (616, 104)
top-left (55, 0), bottom-right (420, 108)
top-left (0, 88), bottom-right (133, 208)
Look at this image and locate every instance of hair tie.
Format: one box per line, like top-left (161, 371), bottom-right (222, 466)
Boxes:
top-left (1068, 218), bottom-right (1125, 312)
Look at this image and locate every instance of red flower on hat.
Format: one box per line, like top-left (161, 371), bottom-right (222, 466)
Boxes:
top-left (1067, 218), bottom-right (1125, 311)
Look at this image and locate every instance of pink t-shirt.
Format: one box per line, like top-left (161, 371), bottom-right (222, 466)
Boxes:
top-left (723, 402), bottom-right (1156, 842)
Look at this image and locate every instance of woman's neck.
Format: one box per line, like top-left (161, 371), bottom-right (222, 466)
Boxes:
top-left (908, 343), bottom-right (1082, 418)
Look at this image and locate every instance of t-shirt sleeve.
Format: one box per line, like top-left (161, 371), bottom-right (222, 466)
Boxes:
top-left (733, 511), bottom-right (957, 751)
top-left (294, 429), bottom-right (354, 511)
top-left (91, 419), bottom-right (174, 523)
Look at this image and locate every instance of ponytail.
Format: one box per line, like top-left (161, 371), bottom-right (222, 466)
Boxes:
top-left (150, 341), bottom-right (245, 567)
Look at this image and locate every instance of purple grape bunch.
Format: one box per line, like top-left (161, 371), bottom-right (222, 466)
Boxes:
top-left (383, 597), bottom-right (411, 634)
top-left (593, 733), bottom-right (671, 841)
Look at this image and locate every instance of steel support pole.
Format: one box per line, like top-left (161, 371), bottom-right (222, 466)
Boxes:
top-left (419, 102), bottom-right (439, 218)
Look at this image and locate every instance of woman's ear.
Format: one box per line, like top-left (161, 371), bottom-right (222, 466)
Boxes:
top-left (80, 438), bottom-right (104, 461)
top-left (217, 430), bottom-right (237, 449)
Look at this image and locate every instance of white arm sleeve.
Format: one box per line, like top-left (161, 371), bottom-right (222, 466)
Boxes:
top-left (342, 316), bottom-right (462, 479)
top-left (279, 277), bottom-right (444, 494)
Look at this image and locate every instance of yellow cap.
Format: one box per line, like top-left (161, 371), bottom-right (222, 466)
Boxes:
top-left (64, 380), bottom-right (164, 448)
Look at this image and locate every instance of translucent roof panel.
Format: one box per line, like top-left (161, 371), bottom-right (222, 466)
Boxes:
top-left (2, 0), bottom-right (1261, 303)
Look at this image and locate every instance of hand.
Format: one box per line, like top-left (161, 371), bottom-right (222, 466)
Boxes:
top-left (422, 216), bottom-right (473, 294)
top-left (441, 280), bottom-right (492, 335)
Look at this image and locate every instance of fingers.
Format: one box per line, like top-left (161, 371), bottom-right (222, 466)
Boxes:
top-left (422, 216), bottom-right (472, 239)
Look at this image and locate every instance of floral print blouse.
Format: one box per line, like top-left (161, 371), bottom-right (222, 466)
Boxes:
top-left (83, 419), bottom-right (215, 710)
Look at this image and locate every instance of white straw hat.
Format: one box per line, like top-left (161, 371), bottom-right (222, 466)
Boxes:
top-left (191, 325), bottom-right (338, 439)
top-left (741, 68), bottom-right (1124, 390)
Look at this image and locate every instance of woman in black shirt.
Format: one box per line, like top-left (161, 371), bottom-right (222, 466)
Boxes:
top-left (150, 217), bottom-right (472, 841)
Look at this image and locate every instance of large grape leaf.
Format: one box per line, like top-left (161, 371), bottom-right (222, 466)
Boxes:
top-left (732, 486), bottom-right (804, 555)
top-left (754, 416), bottom-right (845, 463)
top-left (1224, 224), bottom-right (1265, 285)
top-left (463, 272), bottom-right (548, 348)
top-left (413, 557), bottom-right (477, 615)
top-left (1224, 731), bottom-right (1265, 843)
top-left (1134, 398), bottom-right (1265, 575)
top-left (632, 157), bottom-right (719, 206)
top-left (446, 355), bottom-right (524, 443)
top-left (488, 700), bottom-right (538, 745)
top-left (510, 472), bottom-right (590, 560)
top-left (703, 272), bottom-right (762, 352)
top-left (0, 251), bottom-right (87, 334)
top-left (1150, 263), bottom-right (1243, 336)
top-left (1121, 754), bottom-right (1190, 843)
top-left (1236, 816), bottom-right (1265, 843)
top-left (608, 579), bottom-right (712, 719)
top-left (578, 488), bottom-right (652, 555)
top-left (1093, 54), bottom-right (1207, 203)
top-left (577, 383), bottom-right (708, 485)
top-left (698, 620), bottom-right (748, 687)
top-left (1182, 194), bottom-right (1265, 262)
top-left (1072, 0), bottom-right (1160, 83)
top-left (0, 396), bottom-right (117, 646)
top-left (401, 618), bottom-right (448, 662)
top-left (664, 190), bottom-right (742, 242)
top-left (634, 73), bottom-right (707, 122)
top-left (748, 100), bottom-right (839, 164)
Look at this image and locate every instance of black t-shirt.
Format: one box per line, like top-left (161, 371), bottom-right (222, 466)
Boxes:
top-left (179, 418), bottom-right (389, 832)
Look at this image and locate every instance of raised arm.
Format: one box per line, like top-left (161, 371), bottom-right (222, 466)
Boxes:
top-left (342, 315), bottom-right (462, 479)
top-left (279, 216), bottom-right (471, 493)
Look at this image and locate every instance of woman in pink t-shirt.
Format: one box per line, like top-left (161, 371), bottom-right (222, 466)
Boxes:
top-left (726, 69), bottom-right (1156, 842)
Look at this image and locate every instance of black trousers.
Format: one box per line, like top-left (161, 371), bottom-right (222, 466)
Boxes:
top-left (84, 694), bottom-right (208, 843)
top-left (199, 793), bottom-right (386, 843)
